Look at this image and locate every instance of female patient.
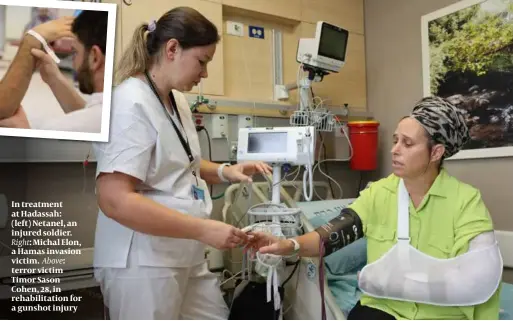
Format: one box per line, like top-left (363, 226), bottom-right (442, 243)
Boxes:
top-left (247, 96), bottom-right (503, 320)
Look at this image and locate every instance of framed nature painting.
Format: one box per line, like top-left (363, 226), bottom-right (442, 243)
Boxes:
top-left (421, 0), bottom-right (513, 160)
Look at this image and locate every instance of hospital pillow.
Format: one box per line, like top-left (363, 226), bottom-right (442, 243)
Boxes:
top-left (326, 271), bottom-right (362, 317)
top-left (500, 282), bottom-right (513, 320)
top-left (296, 199), bottom-right (368, 275)
top-left (324, 238), bottom-right (367, 275)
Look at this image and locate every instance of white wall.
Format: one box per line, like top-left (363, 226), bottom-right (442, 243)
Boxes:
top-left (5, 5), bottom-right (31, 40)
top-left (4, 5), bottom-right (75, 40)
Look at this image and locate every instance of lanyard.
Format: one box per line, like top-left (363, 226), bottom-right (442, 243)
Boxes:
top-left (144, 70), bottom-right (195, 165)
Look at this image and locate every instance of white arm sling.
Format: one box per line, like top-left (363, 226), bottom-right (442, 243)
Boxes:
top-left (358, 179), bottom-right (503, 306)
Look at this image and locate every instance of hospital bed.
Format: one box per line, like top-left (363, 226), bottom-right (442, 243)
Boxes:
top-left (222, 182), bottom-right (513, 320)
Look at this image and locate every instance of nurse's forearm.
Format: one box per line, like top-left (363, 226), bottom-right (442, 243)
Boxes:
top-left (0, 35), bottom-right (41, 119)
top-left (100, 191), bottom-right (208, 240)
top-left (199, 159), bottom-right (224, 184)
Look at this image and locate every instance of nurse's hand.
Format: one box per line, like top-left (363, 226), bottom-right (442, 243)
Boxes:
top-left (244, 232), bottom-right (294, 256)
top-left (224, 161), bottom-right (272, 183)
top-left (198, 219), bottom-right (249, 250)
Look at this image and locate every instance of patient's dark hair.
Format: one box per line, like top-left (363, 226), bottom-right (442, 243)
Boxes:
top-left (72, 10), bottom-right (108, 55)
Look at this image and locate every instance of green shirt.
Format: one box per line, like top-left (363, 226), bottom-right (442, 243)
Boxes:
top-left (349, 168), bottom-right (501, 320)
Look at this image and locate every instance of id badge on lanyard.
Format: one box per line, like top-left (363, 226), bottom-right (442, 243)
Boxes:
top-left (144, 71), bottom-right (205, 201)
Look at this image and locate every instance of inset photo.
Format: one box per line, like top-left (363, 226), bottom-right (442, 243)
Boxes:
top-left (0, 0), bottom-right (116, 142)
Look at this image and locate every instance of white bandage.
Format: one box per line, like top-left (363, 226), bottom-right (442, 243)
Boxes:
top-left (26, 29), bottom-right (60, 64)
top-left (358, 179), bottom-right (503, 307)
top-left (359, 232), bottom-right (503, 306)
top-left (217, 163), bottom-right (230, 183)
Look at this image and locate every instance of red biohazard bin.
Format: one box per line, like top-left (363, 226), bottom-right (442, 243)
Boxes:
top-left (347, 120), bottom-right (380, 171)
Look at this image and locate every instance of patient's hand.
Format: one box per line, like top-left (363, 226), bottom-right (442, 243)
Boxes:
top-left (245, 231), bottom-right (295, 256)
top-left (0, 106), bottom-right (30, 128)
top-left (31, 48), bottom-right (61, 85)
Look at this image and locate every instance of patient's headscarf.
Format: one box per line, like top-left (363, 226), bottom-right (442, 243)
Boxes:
top-left (410, 96), bottom-right (470, 159)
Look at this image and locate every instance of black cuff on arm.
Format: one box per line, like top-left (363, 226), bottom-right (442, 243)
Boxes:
top-left (314, 208), bottom-right (364, 257)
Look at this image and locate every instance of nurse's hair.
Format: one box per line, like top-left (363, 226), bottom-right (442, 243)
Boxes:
top-left (115, 6), bottom-right (220, 85)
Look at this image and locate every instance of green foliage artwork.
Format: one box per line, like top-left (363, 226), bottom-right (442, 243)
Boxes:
top-left (428, 1), bottom-right (513, 94)
top-left (423, 0), bottom-right (513, 159)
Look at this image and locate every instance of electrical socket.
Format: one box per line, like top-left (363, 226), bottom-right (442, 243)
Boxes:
top-left (238, 115), bottom-right (253, 129)
top-left (211, 114), bottom-right (229, 139)
top-left (226, 21), bottom-right (244, 37)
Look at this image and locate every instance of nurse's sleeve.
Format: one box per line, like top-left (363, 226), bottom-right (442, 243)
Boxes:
top-left (93, 104), bottom-right (156, 182)
top-left (314, 185), bottom-right (373, 256)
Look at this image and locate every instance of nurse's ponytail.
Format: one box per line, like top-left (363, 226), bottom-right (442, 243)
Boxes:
top-left (114, 23), bottom-right (150, 85)
top-left (114, 7), bottom-right (220, 85)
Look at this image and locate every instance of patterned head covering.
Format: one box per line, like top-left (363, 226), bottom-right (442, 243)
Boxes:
top-left (410, 96), bottom-right (470, 159)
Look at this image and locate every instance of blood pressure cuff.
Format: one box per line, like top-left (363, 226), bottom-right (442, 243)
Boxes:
top-left (314, 208), bottom-right (364, 257)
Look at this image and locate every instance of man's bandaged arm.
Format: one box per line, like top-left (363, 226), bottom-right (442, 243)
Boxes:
top-left (314, 208), bottom-right (365, 257)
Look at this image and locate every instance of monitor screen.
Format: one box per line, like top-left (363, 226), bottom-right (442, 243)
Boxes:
top-left (248, 132), bottom-right (288, 153)
top-left (318, 24), bottom-right (348, 61)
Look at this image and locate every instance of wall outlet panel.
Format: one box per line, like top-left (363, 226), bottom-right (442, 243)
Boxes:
top-left (193, 114), bottom-right (205, 128)
top-left (237, 115), bottom-right (253, 129)
top-left (211, 114), bottom-right (229, 139)
top-left (226, 21), bottom-right (244, 37)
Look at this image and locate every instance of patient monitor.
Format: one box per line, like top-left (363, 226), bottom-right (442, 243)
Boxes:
top-left (237, 126), bottom-right (315, 165)
top-left (296, 21), bottom-right (349, 73)
top-left (237, 126), bottom-right (315, 202)
top-left (283, 21), bottom-right (349, 127)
